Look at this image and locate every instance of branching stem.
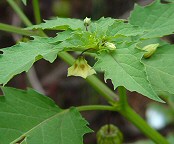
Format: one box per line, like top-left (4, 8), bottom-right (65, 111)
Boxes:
top-left (4, 2), bottom-right (169, 143)
top-left (0, 23), bottom-right (37, 36)
top-left (77, 105), bottom-right (120, 112)
top-left (120, 106), bottom-right (169, 144)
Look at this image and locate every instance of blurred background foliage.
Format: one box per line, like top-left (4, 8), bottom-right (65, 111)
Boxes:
top-left (0, 0), bottom-right (174, 143)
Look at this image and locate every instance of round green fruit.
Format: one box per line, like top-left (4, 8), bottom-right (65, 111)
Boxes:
top-left (97, 124), bottom-right (123, 144)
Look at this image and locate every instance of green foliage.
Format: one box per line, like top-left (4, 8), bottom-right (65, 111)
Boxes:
top-left (129, 0), bottom-right (174, 38)
top-left (56, 31), bottom-right (98, 51)
top-left (142, 44), bottom-right (174, 94)
top-left (0, 37), bottom-right (62, 85)
top-left (51, 29), bottom-right (74, 42)
top-left (2, 1), bottom-right (174, 101)
top-left (0, 87), bottom-right (91, 144)
top-left (106, 20), bottom-right (144, 37)
top-left (1, 0), bottom-right (174, 143)
top-left (89, 17), bottom-right (115, 38)
top-left (27, 17), bottom-right (84, 30)
top-left (94, 43), bottom-right (162, 102)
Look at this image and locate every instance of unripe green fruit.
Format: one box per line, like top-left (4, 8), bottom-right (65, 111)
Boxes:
top-left (97, 124), bottom-right (123, 144)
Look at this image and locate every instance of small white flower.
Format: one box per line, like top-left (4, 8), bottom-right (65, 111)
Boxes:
top-left (84, 17), bottom-right (91, 26)
top-left (68, 56), bottom-right (96, 79)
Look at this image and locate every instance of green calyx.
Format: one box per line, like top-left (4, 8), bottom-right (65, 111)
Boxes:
top-left (97, 124), bottom-right (123, 144)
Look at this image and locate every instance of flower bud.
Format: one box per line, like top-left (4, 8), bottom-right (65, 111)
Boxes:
top-left (142, 43), bottom-right (159, 58)
top-left (104, 42), bottom-right (116, 51)
top-left (97, 124), bottom-right (123, 144)
top-left (84, 17), bottom-right (91, 26)
top-left (68, 56), bottom-right (96, 79)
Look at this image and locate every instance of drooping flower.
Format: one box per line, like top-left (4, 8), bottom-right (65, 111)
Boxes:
top-left (84, 17), bottom-right (91, 27)
top-left (67, 56), bottom-right (96, 79)
top-left (142, 43), bottom-right (159, 58)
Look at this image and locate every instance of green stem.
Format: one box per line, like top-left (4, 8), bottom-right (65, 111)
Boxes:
top-left (58, 51), bottom-right (118, 103)
top-left (86, 76), bottom-right (118, 103)
top-left (32, 0), bottom-right (41, 24)
top-left (7, 0), bottom-right (46, 37)
top-left (7, 0), bottom-right (32, 26)
top-left (0, 23), bottom-right (37, 36)
top-left (6, 2), bottom-right (168, 143)
top-left (32, 0), bottom-right (46, 36)
top-left (118, 87), bottom-right (169, 144)
top-left (120, 106), bottom-right (169, 144)
top-left (77, 105), bottom-right (120, 112)
top-left (118, 86), bottom-right (128, 108)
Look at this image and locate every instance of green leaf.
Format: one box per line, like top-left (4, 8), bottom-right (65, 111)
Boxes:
top-left (89, 17), bottom-right (115, 39)
top-left (93, 17), bottom-right (115, 31)
top-left (0, 37), bottom-right (62, 85)
top-left (55, 31), bottom-right (98, 51)
top-left (129, 0), bottom-right (174, 38)
top-left (137, 38), bottom-right (168, 48)
top-left (51, 29), bottom-right (74, 43)
top-left (0, 87), bottom-right (92, 144)
top-left (107, 20), bottom-right (144, 37)
top-left (94, 43), bottom-right (162, 102)
top-left (27, 17), bottom-right (85, 30)
top-left (90, 18), bottom-right (144, 44)
top-left (142, 44), bottom-right (174, 95)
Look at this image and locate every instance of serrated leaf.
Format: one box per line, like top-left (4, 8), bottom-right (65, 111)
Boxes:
top-left (142, 44), bottom-right (174, 95)
top-left (94, 17), bottom-right (115, 31)
top-left (0, 87), bottom-right (92, 144)
top-left (55, 31), bottom-right (98, 51)
top-left (50, 29), bottom-right (74, 43)
top-left (94, 43), bottom-right (162, 102)
top-left (90, 18), bottom-right (144, 44)
top-left (27, 17), bottom-right (85, 30)
top-left (0, 37), bottom-right (62, 85)
top-left (89, 17), bottom-right (116, 39)
top-left (129, 0), bottom-right (174, 38)
top-left (107, 20), bottom-right (144, 37)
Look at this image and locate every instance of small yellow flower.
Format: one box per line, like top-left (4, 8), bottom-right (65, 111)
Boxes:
top-left (67, 56), bottom-right (96, 79)
top-left (142, 43), bottom-right (159, 58)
